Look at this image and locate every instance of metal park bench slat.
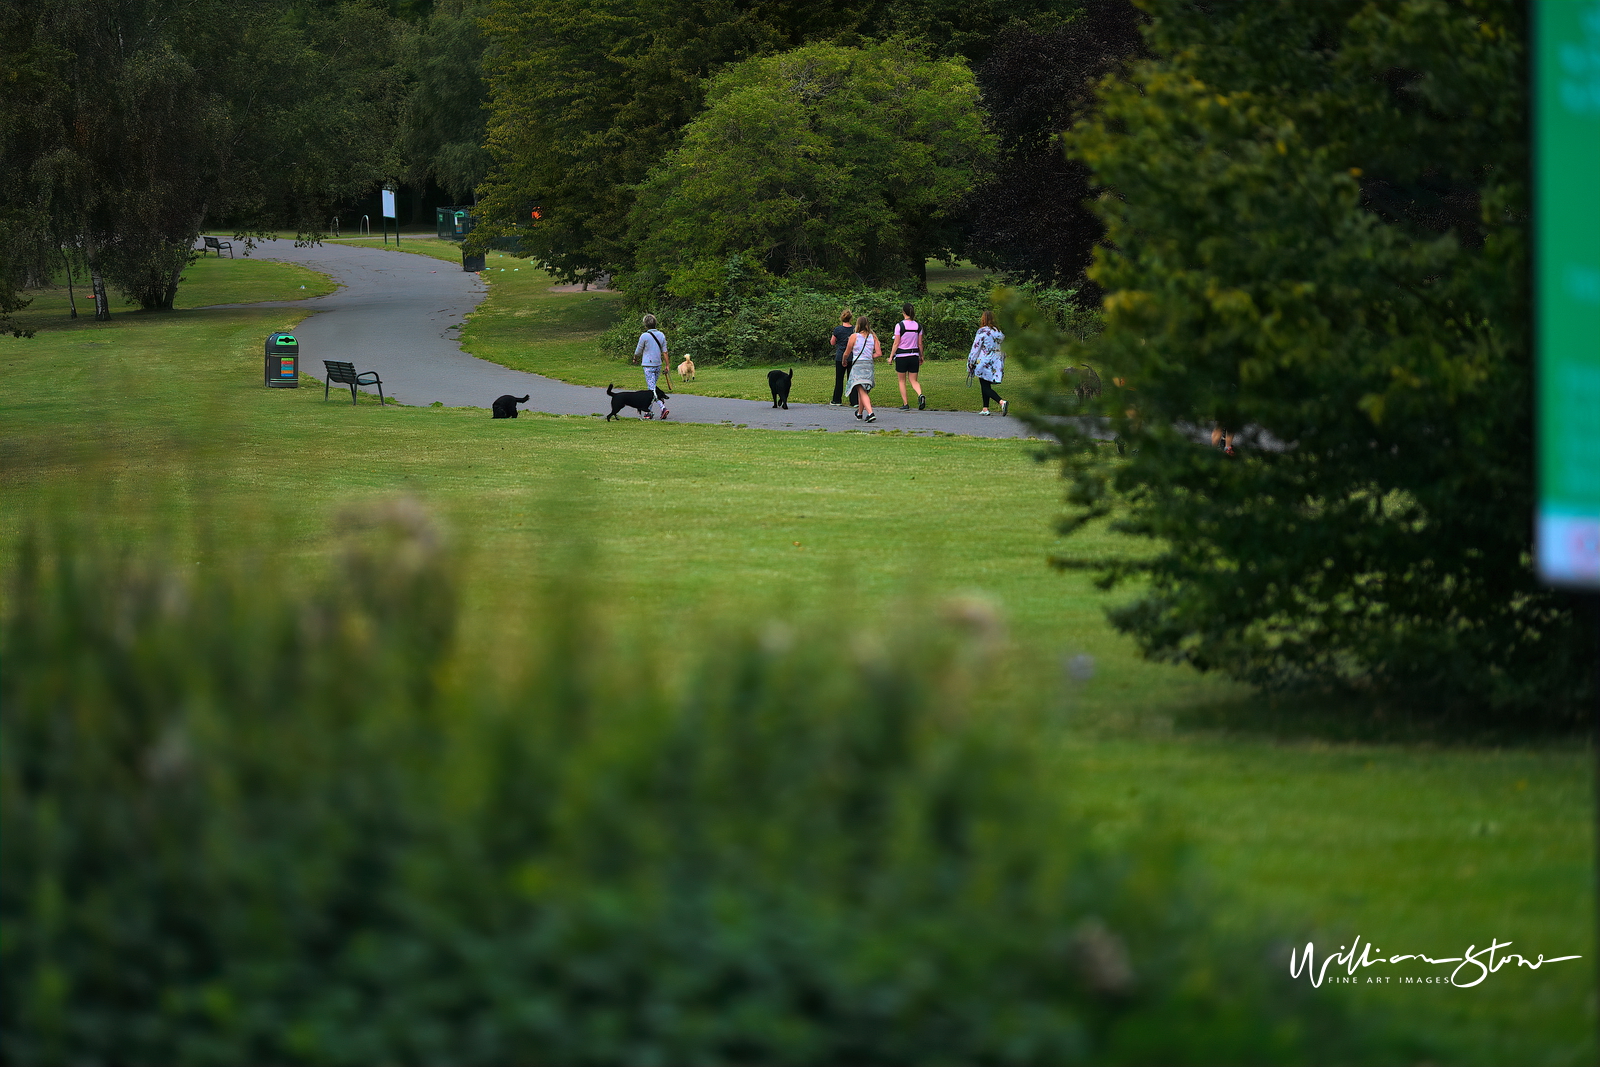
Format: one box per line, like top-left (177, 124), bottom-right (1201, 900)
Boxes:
top-left (323, 360), bottom-right (386, 407)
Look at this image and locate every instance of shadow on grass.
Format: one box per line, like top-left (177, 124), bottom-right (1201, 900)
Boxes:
top-left (1171, 690), bottom-right (1590, 747)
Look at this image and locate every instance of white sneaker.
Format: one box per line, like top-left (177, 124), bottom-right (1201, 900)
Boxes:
top-left (979, 409), bottom-right (991, 416)
top-left (1000, 399), bottom-right (1008, 416)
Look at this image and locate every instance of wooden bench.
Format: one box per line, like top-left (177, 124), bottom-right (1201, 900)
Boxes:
top-left (323, 360), bottom-right (386, 406)
top-left (202, 236), bottom-right (233, 258)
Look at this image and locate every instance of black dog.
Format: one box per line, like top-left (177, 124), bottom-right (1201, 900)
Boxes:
top-left (606, 382), bottom-right (669, 420)
top-left (767, 368), bottom-right (793, 409)
top-left (492, 393), bottom-right (530, 418)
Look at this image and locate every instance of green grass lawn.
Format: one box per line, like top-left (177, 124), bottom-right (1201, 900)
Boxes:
top-left (2, 249), bottom-right (1592, 1065)
top-left (321, 234), bottom-right (465, 263)
top-left (14, 253), bottom-right (337, 330)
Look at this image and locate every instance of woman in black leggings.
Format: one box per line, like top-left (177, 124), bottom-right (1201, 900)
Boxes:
top-left (965, 309), bottom-right (1008, 416)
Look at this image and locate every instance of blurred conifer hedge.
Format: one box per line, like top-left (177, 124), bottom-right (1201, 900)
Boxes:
top-left (0, 502), bottom-right (1407, 1065)
top-left (1015, 0), bottom-right (1595, 727)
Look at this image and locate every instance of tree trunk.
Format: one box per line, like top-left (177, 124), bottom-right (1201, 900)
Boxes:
top-left (90, 266), bottom-right (109, 320)
top-left (82, 233), bottom-right (112, 320)
top-left (163, 204), bottom-right (206, 311)
top-left (61, 246), bottom-right (78, 319)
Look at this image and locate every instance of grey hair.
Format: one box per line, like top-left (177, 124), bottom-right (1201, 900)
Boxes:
top-left (642, 313), bottom-right (658, 328)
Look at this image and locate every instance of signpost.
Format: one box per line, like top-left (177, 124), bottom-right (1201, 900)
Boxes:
top-left (381, 184), bottom-right (399, 246)
top-left (1535, 1), bottom-right (1600, 589)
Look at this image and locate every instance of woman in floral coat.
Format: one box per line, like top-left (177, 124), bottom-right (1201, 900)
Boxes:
top-left (966, 310), bottom-right (1007, 416)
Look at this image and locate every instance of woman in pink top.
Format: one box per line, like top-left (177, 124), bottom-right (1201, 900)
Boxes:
top-left (890, 302), bottom-right (926, 411)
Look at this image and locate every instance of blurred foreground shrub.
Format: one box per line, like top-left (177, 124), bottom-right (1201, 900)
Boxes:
top-left (3, 504), bottom-right (1400, 1065)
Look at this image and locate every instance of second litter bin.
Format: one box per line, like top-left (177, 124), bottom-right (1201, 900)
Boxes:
top-left (463, 250), bottom-right (486, 272)
top-left (265, 332), bottom-right (299, 388)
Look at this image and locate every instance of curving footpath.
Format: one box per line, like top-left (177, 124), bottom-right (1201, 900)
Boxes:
top-left (203, 238), bottom-right (1038, 439)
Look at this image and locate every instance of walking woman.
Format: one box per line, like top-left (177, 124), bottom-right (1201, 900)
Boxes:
top-left (890, 302), bottom-right (926, 410)
top-left (827, 308), bottom-right (853, 405)
top-left (843, 313), bottom-right (881, 423)
top-left (966, 310), bottom-right (1007, 416)
top-left (633, 313), bottom-right (671, 419)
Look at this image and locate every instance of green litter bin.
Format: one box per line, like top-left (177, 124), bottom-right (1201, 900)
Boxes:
top-left (265, 332), bottom-right (299, 388)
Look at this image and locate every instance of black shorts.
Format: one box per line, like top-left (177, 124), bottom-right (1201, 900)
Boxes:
top-left (894, 354), bottom-right (921, 373)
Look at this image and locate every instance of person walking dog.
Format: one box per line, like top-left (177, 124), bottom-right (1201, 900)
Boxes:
top-left (966, 310), bottom-right (1007, 416)
top-left (633, 313), bottom-right (672, 419)
top-left (843, 313), bottom-right (881, 423)
top-left (890, 302), bottom-right (926, 410)
top-left (827, 308), bottom-right (854, 406)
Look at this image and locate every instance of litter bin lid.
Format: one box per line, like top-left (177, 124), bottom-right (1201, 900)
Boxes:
top-left (271, 333), bottom-right (297, 345)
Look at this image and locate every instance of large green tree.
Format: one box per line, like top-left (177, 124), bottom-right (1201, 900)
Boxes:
top-left (627, 41), bottom-right (991, 299)
top-left (473, 0), bottom-right (1085, 282)
top-left (1, 0), bottom-right (412, 316)
top-left (964, 0), bottom-right (1144, 290)
top-left (1020, 0), bottom-right (1593, 724)
top-left (400, 0), bottom-right (493, 202)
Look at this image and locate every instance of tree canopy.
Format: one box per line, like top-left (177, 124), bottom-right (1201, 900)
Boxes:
top-left (627, 41), bottom-right (991, 300)
top-left (965, 0), bottom-right (1143, 290)
top-left (473, 0), bottom-right (1086, 282)
top-left (401, 0), bottom-right (493, 202)
top-left (1017, 0), bottom-right (1593, 724)
top-left (1, 0), bottom-right (412, 316)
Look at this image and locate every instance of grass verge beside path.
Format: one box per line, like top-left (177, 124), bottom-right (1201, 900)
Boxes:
top-left (1, 243), bottom-right (1592, 1065)
top-left (322, 234), bottom-right (465, 264)
top-left (178, 252), bottom-right (337, 307)
top-left (11, 254), bottom-right (336, 333)
top-left (460, 259), bottom-right (1032, 410)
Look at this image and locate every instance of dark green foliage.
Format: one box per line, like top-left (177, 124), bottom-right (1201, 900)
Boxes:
top-left (401, 0), bottom-right (493, 201)
top-left (1, 507), bottom-right (1405, 1066)
top-left (965, 0), bottom-right (1144, 289)
top-left (626, 42), bottom-right (991, 299)
top-left (475, 0), bottom-right (812, 282)
top-left (599, 280), bottom-right (1096, 368)
top-left (473, 0), bottom-right (1092, 282)
top-left (1016, 0), bottom-right (1595, 725)
top-left (0, 0), bottom-right (412, 315)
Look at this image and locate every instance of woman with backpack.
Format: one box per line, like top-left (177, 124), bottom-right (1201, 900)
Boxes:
top-left (632, 313), bottom-right (671, 419)
top-left (842, 313), bottom-right (881, 423)
top-left (966, 310), bottom-right (1007, 416)
top-left (890, 302), bottom-right (926, 411)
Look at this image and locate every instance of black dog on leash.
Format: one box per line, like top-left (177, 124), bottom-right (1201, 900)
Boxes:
top-left (767, 368), bottom-right (793, 409)
top-left (492, 393), bottom-right (531, 418)
top-left (606, 383), bottom-right (669, 421)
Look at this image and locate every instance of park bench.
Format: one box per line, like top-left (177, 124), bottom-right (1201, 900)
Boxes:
top-left (202, 236), bottom-right (233, 258)
top-left (323, 360), bottom-right (386, 406)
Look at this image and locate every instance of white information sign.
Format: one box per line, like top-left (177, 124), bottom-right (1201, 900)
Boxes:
top-left (381, 188), bottom-right (397, 220)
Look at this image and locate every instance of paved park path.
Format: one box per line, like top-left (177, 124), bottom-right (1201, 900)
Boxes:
top-left (203, 238), bottom-right (1039, 439)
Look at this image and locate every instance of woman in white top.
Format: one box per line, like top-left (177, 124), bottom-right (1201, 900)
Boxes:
top-left (843, 313), bottom-right (881, 423)
top-left (632, 313), bottom-right (672, 419)
top-left (966, 310), bottom-right (1007, 416)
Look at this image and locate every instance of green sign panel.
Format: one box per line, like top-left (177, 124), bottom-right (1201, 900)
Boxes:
top-left (1536, 0), bottom-right (1600, 587)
